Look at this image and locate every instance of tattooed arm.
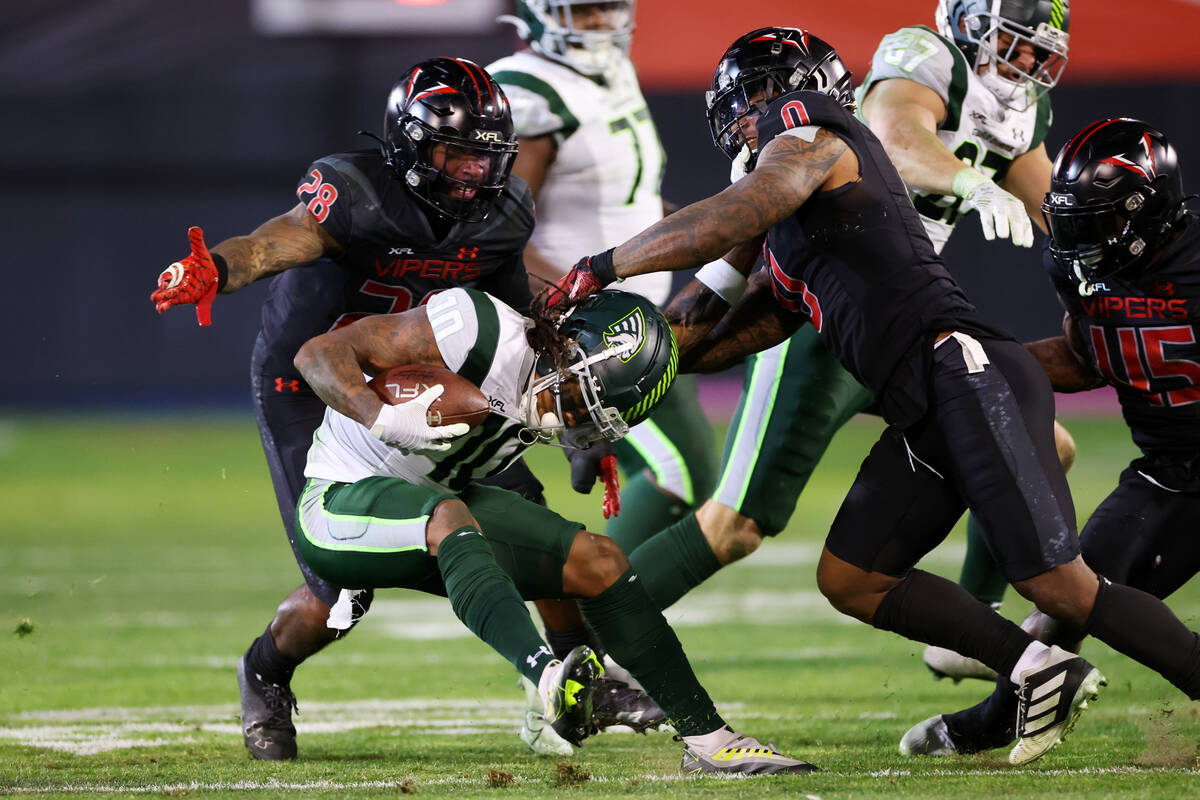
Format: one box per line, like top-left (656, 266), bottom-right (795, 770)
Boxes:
top-left (665, 234), bottom-right (765, 355)
top-left (294, 309), bottom-right (447, 427)
top-left (1024, 312), bottom-right (1106, 392)
top-left (211, 204), bottom-right (344, 292)
top-left (611, 129), bottom-right (851, 278)
top-left (678, 271), bottom-right (803, 373)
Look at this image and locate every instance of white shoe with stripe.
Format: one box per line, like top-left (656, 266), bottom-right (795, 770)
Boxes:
top-left (1009, 645), bottom-right (1106, 766)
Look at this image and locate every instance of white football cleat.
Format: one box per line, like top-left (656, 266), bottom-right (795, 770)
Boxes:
top-left (899, 714), bottom-right (959, 757)
top-left (519, 674), bottom-right (573, 757)
top-left (923, 645), bottom-right (998, 683)
top-left (1009, 645), bottom-right (1106, 766)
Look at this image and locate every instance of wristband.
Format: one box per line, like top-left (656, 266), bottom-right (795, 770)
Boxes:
top-left (589, 248), bottom-right (618, 285)
top-left (951, 167), bottom-right (990, 199)
top-left (211, 253), bottom-right (229, 292)
top-left (694, 258), bottom-right (748, 305)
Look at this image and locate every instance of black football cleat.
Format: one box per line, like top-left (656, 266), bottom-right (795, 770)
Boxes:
top-left (237, 654), bottom-right (299, 761)
top-left (591, 677), bottom-right (668, 733)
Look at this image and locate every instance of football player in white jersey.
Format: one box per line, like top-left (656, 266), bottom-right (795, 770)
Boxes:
top-left (487, 0), bottom-right (720, 753)
top-left (858, 0), bottom-right (1074, 682)
top-left (290, 287), bottom-right (818, 775)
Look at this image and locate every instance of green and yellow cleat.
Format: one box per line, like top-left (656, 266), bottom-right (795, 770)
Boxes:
top-left (539, 645), bottom-right (604, 747)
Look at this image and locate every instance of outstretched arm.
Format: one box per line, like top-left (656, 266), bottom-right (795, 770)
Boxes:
top-left (611, 130), bottom-right (849, 279)
top-left (664, 234), bottom-right (764, 355)
top-left (677, 271), bottom-right (803, 373)
top-left (212, 203), bottom-right (343, 292)
top-left (294, 309), bottom-right (446, 427)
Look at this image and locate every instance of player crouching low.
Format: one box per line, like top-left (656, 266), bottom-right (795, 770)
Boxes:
top-left (288, 286), bottom-right (816, 774)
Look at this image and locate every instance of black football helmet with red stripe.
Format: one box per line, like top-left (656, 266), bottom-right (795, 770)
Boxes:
top-left (706, 27), bottom-right (854, 167)
top-left (382, 58), bottom-right (518, 222)
top-left (1042, 118), bottom-right (1187, 294)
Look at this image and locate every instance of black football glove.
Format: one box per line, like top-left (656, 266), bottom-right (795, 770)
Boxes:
top-left (564, 439), bottom-right (621, 518)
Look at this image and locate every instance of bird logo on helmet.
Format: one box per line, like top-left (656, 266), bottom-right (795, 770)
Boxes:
top-left (378, 57), bottom-right (519, 222)
top-left (520, 290), bottom-right (678, 448)
top-left (1042, 118), bottom-right (1188, 296)
top-left (498, 0), bottom-right (635, 81)
top-left (705, 27), bottom-right (854, 171)
top-left (935, 0), bottom-right (1070, 111)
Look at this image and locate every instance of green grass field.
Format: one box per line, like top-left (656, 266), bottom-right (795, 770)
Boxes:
top-left (2, 412), bottom-right (1198, 798)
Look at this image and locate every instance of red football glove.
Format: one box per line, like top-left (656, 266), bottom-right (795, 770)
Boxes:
top-left (543, 248), bottom-right (617, 308)
top-left (151, 226), bottom-right (225, 326)
top-left (565, 440), bottom-right (621, 518)
top-left (599, 453), bottom-right (621, 519)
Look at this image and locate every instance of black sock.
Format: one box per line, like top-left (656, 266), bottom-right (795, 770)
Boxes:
top-left (942, 674), bottom-right (1018, 753)
top-left (872, 569), bottom-right (1032, 680)
top-left (544, 625), bottom-right (605, 662)
top-left (244, 623), bottom-right (300, 686)
top-left (1085, 577), bottom-right (1200, 699)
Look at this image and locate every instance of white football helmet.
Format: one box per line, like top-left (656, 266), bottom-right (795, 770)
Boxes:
top-left (935, 0), bottom-right (1070, 111)
top-left (499, 1), bottom-right (635, 80)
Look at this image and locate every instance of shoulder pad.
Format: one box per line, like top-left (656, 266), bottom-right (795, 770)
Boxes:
top-left (756, 90), bottom-right (853, 152)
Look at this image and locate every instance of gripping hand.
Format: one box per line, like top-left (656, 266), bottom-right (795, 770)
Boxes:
top-left (565, 440), bottom-right (621, 518)
top-left (953, 169), bottom-right (1034, 248)
top-left (545, 248), bottom-right (617, 308)
top-left (369, 384), bottom-right (470, 453)
top-left (151, 226), bottom-right (227, 326)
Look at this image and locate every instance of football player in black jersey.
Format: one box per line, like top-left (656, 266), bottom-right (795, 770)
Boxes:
top-left (555, 28), bottom-right (1200, 765)
top-left (901, 118), bottom-right (1200, 757)
top-left (150, 58), bottom-right (547, 761)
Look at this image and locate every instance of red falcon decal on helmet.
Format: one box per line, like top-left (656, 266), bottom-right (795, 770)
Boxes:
top-left (1100, 155), bottom-right (1152, 181)
top-left (1141, 132), bottom-right (1157, 175)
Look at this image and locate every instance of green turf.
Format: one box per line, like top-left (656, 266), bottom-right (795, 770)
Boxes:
top-left (1, 412), bottom-right (1197, 797)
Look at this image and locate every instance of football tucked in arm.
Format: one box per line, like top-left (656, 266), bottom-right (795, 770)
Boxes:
top-left (368, 365), bottom-right (491, 430)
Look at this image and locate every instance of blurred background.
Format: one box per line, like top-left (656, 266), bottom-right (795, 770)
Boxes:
top-left (2, 0), bottom-right (1199, 410)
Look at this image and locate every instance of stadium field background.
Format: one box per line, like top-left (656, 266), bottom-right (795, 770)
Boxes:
top-left (3, 387), bottom-right (1198, 797)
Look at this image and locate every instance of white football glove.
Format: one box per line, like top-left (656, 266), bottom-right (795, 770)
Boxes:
top-left (368, 384), bottom-right (469, 453)
top-left (953, 168), bottom-right (1035, 248)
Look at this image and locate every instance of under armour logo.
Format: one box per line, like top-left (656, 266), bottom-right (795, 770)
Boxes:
top-left (274, 377), bottom-right (301, 393)
top-left (1155, 281), bottom-right (1175, 296)
top-left (526, 645), bottom-right (552, 668)
top-left (457, 246), bottom-right (480, 260)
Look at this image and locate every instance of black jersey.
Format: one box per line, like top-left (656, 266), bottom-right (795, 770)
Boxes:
top-left (755, 90), bottom-right (1008, 427)
top-left (258, 149), bottom-right (535, 372)
top-left (1048, 213), bottom-right (1200, 464)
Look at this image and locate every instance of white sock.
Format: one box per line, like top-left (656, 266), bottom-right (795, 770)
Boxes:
top-left (681, 725), bottom-right (739, 754)
top-left (1010, 641), bottom-right (1052, 684)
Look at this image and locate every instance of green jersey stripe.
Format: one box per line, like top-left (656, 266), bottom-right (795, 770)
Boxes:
top-left (491, 70), bottom-right (581, 139)
top-left (459, 289), bottom-right (500, 386)
top-left (910, 25), bottom-right (969, 131)
top-left (446, 423), bottom-right (525, 493)
top-left (1032, 94), bottom-right (1053, 150)
top-left (427, 414), bottom-right (509, 485)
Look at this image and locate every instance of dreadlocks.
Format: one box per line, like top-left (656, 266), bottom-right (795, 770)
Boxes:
top-left (525, 290), bottom-right (582, 374)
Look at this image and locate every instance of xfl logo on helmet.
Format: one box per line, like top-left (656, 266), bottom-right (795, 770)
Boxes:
top-left (471, 130), bottom-right (503, 142)
top-left (1047, 193), bottom-right (1075, 205)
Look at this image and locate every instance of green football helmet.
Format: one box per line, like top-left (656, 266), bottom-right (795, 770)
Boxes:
top-left (521, 290), bottom-right (678, 447)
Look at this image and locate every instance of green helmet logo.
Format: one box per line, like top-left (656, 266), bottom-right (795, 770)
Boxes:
top-left (602, 307), bottom-right (646, 363)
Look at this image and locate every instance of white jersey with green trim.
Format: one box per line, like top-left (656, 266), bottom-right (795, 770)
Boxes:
top-left (487, 50), bottom-right (671, 305)
top-left (304, 288), bottom-right (537, 493)
top-left (856, 25), bottom-right (1052, 253)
